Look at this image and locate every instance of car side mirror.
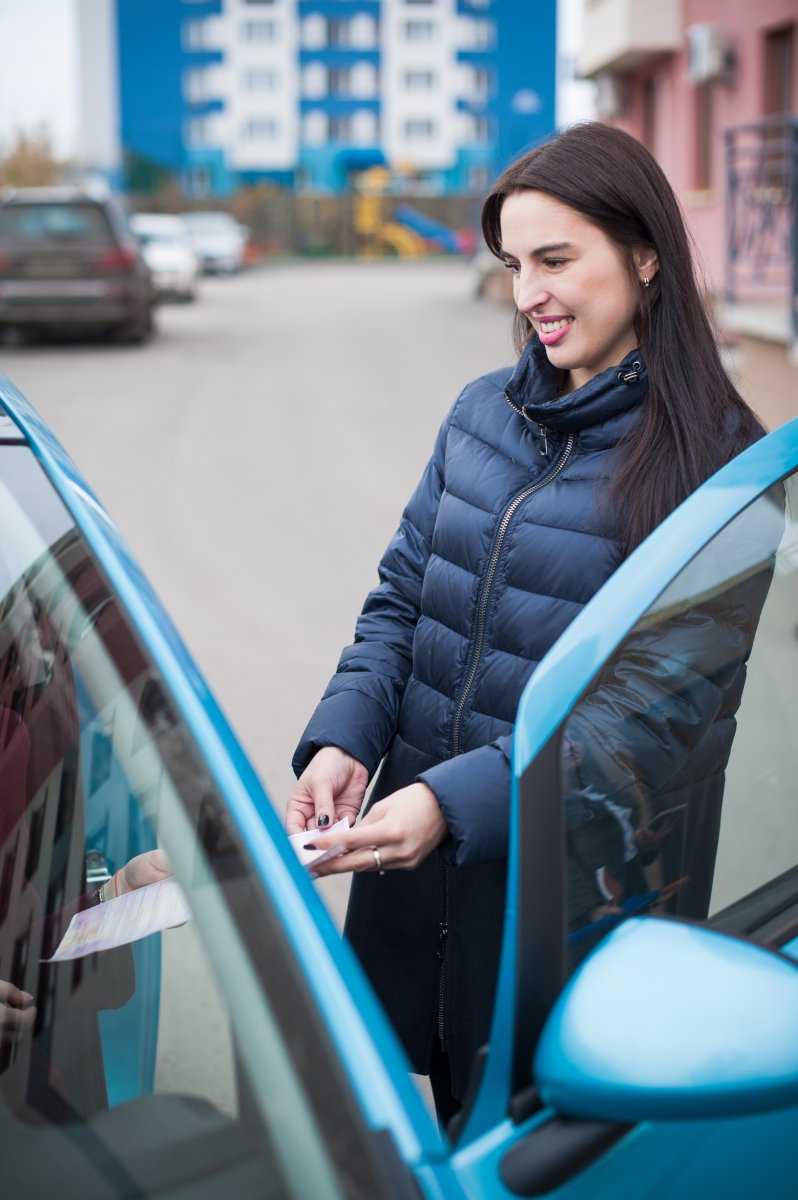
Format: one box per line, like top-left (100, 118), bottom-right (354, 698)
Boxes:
top-left (534, 917), bottom-right (798, 1122)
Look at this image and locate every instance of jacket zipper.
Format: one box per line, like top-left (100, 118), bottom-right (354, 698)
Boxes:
top-left (449, 430), bottom-right (575, 757)
top-left (436, 870), bottom-right (449, 1050)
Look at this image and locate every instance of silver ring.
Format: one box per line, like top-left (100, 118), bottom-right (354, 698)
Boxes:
top-left (372, 847), bottom-right (386, 876)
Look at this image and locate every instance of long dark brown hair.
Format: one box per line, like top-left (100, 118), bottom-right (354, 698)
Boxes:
top-left (481, 122), bottom-right (758, 554)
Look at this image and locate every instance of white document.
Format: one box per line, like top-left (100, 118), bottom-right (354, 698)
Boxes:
top-left (289, 816), bottom-right (350, 869)
top-left (45, 878), bottom-right (190, 962)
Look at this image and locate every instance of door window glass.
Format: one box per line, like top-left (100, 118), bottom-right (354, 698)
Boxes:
top-left (0, 446), bottom-right (347, 1198)
top-left (561, 474), bottom-right (797, 963)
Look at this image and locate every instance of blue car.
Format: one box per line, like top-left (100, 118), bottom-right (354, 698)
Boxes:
top-left (0, 371), bottom-right (797, 1199)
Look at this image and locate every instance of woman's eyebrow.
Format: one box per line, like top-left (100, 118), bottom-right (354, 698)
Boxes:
top-left (531, 241), bottom-right (574, 257)
top-left (500, 241), bottom-right (575, 262)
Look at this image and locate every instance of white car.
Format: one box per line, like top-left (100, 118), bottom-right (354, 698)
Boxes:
top-left (130, 213), bottom-right (200, 302)
top-left (181, 211), bottom-right (247, 274)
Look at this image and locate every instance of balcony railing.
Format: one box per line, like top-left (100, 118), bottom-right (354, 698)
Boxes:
top-left (725, 116), bottom-right (798, 342)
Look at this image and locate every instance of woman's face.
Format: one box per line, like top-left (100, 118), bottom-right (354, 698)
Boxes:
top-left (499, 190), bottom-right (656, 390)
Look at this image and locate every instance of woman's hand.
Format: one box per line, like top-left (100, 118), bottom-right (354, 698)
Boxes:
top-left (115, 849), bottom-right (172, 896)
top-left (0, 981), bottom-right (35, 1046)
top-left (286, 746), bottom-right (368, 834)
top-left (309, 782), bottom-right (447, 876)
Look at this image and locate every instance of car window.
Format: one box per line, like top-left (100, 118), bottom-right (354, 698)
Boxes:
top-left (561, 472), bottom-right (797, 965)
top-left (0, 446), bottom-right (363, 1198)
top-left (0, 203), bottom-right (114, 245)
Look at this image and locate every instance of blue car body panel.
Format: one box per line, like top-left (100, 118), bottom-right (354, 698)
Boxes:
top-left (3, 365), bottom-right (798, 1199)
top-left (535, 918), bottom-right (798, 1121)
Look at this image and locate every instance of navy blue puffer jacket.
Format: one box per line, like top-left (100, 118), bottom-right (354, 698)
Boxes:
top-left (293, 338), bottom-right (763, 1099)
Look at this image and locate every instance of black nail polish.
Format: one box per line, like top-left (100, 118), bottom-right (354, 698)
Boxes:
top-left (317, 814), bottom-right (330, 828)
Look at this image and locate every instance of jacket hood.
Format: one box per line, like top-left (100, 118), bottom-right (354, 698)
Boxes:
top-left (504, 335), bottom-right (648, 437)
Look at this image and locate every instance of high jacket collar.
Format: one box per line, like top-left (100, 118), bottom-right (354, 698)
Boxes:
top-left (504, 335), bottom-right (648, 439)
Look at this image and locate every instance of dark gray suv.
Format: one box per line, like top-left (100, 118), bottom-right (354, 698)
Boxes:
top-left (0, 186), bottom-right (156, 344)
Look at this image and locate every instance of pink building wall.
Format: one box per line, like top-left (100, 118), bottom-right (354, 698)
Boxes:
top-left (608, 0), bottom-right (798, 296)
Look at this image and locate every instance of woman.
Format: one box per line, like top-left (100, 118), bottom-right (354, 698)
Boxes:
top-left (287, 123), bottom-right (760, 1123)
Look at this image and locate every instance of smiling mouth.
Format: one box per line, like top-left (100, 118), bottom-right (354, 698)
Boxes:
top-left (538, 316), bottom-right (574, 333)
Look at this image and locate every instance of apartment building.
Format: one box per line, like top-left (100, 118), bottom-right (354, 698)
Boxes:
top-left (576, 0), bottom-right (798, 427)
top-left (78, 0), bottom-right (555, 195)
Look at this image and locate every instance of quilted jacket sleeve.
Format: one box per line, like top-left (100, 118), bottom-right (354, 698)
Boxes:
top-left (420, 568), bottom-right (770, 870)
top-left (292, 409), bottom-right (452, 779)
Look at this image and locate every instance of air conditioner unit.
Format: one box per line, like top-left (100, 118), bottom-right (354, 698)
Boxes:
top-left (595, 73), bottom-right (625, 120)
top-left (686, 24), bottom-right (727, 84)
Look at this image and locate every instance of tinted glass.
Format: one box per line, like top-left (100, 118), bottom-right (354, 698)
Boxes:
top-left (0, 204), bottom-right (113, 245)
top-left (0, 447), bottom-right (345, 1198)
top-left (561, 473), bottom-right (797, 964)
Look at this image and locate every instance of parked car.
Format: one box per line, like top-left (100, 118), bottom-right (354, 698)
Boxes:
top-left (130, 213), bottom-right (199, 303)
top-left (0, 187), bottom-right (156, 343)
top-left (181, 211), bottom-right (247, 274)
top-left (0, 370), bottom-right (797, 1198)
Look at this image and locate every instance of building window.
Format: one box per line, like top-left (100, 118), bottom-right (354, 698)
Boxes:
top-left (472, 114), bottom-right (490, 143)
top-left (404, 118), bottom-right (436, 139)
top-left (328, 67), bottom-right (351, 96)
top-left (472, 66), bottom-right (491, 98)
top-left (301, 14), bottom-right (326, 49)
top-left (242, 117), bottom-right (279, 140)
top-left (242, 67), bottom-right (279, 91)
top-left (470, 19), bottom-right (495, 49)
top-left (469, 165), bottom-right (489, 191)
top-left (328, 19), bottom-right (351, 47)
top-left (403, 69), bottom-right (436, 90)
top-left (764, 24), bottom-right (795, 115)
top-left (403, 20), bottom-right (435, 41)
top-left (182, 19), bottom-right (211, 50)
top-left (302, 62), bottom-right (327, 98)
top-left (241, 19), bottom-right (278, 42)
top-left (693, 83), bottom-right (714, 190)
top-left (185, 116), bottom-right (213, 147)
top-left (329, 114), bottom-right (353, 141)
top-left (303, 110), bottom-right (327, 146)
top-left (183, 67), bottom-right (212, 102)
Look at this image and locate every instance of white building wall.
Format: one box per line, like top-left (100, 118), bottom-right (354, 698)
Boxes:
top-left (209, 0), bottom-right (299, 172)
top-left (382, 0), bottom-right (462, 172)
top-left (556, 0), bottom-right (597, 128)
top-left (75, 0), bottom-right (122, 174)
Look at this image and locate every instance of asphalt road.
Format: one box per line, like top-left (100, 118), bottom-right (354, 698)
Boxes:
top-left (1, 259), bottom-right (512, 913)
top-left (1, 261), bottom-right (511, 1112)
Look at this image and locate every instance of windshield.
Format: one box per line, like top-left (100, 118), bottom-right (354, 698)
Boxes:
top-left (0, 203), bottom-right (113, 246)
top-left (0, 446), bottom-right (344, 1199)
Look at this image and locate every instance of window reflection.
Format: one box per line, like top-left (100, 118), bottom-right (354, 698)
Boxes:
top-left (0, 449), bottom-right (344, 1199)
top-left (563, 479), bottom-right (794, 964)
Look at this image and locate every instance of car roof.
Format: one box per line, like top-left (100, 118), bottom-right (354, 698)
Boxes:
top-left (0, 185), bottom-right (113, 206)
top-left (131, 213), bottom-right (187, 229)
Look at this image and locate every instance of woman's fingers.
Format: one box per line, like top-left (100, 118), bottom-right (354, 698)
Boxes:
top-left (0, 1002), bottom-right (36, 1031)
top-left (312, 844), bottom-right (391, 878)
top-left (0, 981), bottom-right (33, 1007)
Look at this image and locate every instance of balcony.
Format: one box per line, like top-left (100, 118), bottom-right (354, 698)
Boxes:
top-left (578, 0), bottom-right (680, 79)
top-left (725, 116), bottom-right (798, 344)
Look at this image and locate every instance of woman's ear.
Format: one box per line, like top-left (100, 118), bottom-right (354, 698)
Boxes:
top-left (633, 246), bottom-right (659, 285)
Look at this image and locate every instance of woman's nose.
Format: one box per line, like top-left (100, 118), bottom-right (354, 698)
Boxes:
top-left (515, 275), bottom-right (550, 316)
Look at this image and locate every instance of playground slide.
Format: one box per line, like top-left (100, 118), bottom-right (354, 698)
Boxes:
top-left (381, 222), bottom-right (427, 258)
top-left (392, 205), bottom-right (461, 254)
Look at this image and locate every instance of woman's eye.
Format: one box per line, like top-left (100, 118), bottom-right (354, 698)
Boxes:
top-left (544, 258), bottom-right (567, 269)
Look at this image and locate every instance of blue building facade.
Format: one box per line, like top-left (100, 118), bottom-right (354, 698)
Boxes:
top-left (111, 0), bottom-right (557, 196)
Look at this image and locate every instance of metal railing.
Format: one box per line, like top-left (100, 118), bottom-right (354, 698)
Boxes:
top-left (725, 115), bottom-right (798, 342)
